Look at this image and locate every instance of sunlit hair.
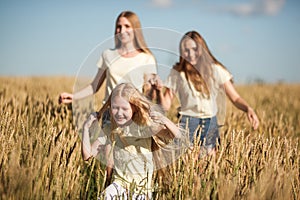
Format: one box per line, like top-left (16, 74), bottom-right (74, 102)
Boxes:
top-left (174, 31), bottom-right (230, 98)
top-left (97, 83), bottom-right (164, 141)
top-left (114, 11), bottom-right (152, 55)
top-left (97, 83), bottom-right (186, 180)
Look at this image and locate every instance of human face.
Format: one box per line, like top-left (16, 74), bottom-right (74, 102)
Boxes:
top-left (111, 96), bottom-right (133, 127)
top-left (116, 17), bottom-right (135, 45)
top-left (182, 38), bottom-right (201, 65)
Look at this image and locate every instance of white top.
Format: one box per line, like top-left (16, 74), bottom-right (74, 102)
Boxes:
top-left (165, 63), bottom-right (232, 118)
top-left (97, 49), bottom-right (157, 101)
top-left (97, 123), bottom-right (154, 192)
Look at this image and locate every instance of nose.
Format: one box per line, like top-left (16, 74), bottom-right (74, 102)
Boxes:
top-left (116, 108), bottom-right (123, 116)
top-left (120, 26), bottom-right (126, 34)
top-left (188, 49), bottom-right (195, 57)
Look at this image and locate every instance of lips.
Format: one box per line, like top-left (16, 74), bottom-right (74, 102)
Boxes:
top-left (119, 33), bottom-right (129, 40)
top-left (115, 117), bottom-right (126, 123)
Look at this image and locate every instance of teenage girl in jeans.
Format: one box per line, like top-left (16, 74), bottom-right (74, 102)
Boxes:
top-left (155, 31), bottom-right (259, 154)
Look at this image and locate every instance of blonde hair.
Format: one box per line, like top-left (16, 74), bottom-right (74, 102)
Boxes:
top-left (97, 83), bottom-right (170, 144)
top-left (114, 11), bottom-right (153, 55)
top-left (174, 31), bottom-right (231, 98)
top-left (97, 83), bottom-right (175, 180)
top-left (97, 83), bottom-right (187, 183)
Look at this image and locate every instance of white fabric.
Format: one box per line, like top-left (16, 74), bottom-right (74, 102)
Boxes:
top-left (99, 122), bottom-right (154, 195)
top-left (164, 63), bottom-right (232, 118)
top-left (101, 182), bottom-right (151, 200)
top-left (97, 49), bottom-right (157, 102)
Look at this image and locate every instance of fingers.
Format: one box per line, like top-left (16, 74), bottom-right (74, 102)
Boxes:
top-left (58, 93), bottom-right (73, 104)
top-left (248, 111), bottom-right (259, 130)
top-left (251, 115), bottom-right (259, 130)
top-left (149, 111), bottom-right (165, 125)
top-left (84, 112), bottom-right (98, 128)
top-left (145, 74), bottom-right (163, 90)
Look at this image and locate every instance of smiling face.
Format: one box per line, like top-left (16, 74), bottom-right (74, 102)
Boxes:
top-left (111, 95), bottom-right (133, 127)
top-left (181, 38), bottom-right (202, 65)
top-left (116, 17), bottom-right (135, 45)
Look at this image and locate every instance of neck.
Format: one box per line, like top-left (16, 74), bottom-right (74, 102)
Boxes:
top-left (118, 43), bottom-right (140, 57)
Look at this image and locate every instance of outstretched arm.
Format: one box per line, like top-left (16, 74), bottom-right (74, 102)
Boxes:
top-left (73, 68), bottom-right (106, 100)
top-left (59, 68), bottom-right (106, 104)
top-left (224, 80), bottom-right (259, 130)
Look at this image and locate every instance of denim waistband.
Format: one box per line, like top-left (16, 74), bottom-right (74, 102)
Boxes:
top-left (179, 115), bottom-right (216, 121)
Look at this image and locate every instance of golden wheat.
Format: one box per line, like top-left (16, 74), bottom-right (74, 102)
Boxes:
top-left (0, 77), bottom-right (299, 199)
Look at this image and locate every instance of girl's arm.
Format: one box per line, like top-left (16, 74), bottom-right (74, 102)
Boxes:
top-left (104, 144), bottom-right (114, 187)
top-left (150, 111), bottom-right (181, 139)
top-left (224, 80), bottom-right (259, 130)
top-left (81, 113), bottom-right (104, 161)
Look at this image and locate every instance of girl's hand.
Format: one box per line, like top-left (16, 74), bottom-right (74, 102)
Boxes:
top-left (149, 111), bottom-right (165, 125)
top-left (247, 108), bottom-right (259, 130)
top-left (83, 112), bottom-right (98, 130)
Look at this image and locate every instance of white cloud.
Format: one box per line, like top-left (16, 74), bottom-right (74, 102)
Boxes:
top-left (262, 0), bottom-right (286, 15)
top-left (148, 0), bottom-right (285, 16)
top-left (216, 0), bottom-right (286, 16)
top-left (151, 0), bottom-right (172, 8)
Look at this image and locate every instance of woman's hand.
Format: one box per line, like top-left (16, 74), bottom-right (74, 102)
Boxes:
top-left (144, 74), bottom-right (163, 90)
top-left (152, 74), bottom-right (163, 91)
top-left (58, 92), bottom-right (73, 104)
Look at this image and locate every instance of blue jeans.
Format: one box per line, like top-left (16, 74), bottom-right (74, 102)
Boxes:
top-left (179, 115), bottom-right (220, 149)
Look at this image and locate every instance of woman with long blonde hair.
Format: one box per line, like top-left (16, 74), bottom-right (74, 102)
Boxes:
top-left (59, 10), bottom-right (157, 104)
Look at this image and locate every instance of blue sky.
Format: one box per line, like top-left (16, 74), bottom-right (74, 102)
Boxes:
top-left (0, 0), bottom-right (299, 83)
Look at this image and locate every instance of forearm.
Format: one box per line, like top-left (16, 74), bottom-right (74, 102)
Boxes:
top-left (232, 96), bottom-right (252, 113)
top-left (74, 68), bottom-right (105, 100)
top-left (157, 89), bottom-right (172, 111)
top-left (73, 85), bottom-right (94, 100)
top-left (105, 166), bottom-right (113, 187)
top-left (81, 127), bottom-right (93, 161)
top-left (163, 117), bottom-right (181, 138)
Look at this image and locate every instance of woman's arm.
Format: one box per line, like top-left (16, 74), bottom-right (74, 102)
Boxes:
top-left (224, 80), bottom-right (259, 130)
top-left (153, 74), bottom-right (174, 111)
top-left (59, 68), bottom-right (106, 104)
top-left (73, 68), bottom-right (106, 100)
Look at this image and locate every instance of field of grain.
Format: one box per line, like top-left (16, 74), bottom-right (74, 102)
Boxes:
top-left (0, 76), bottom-right (299, 199)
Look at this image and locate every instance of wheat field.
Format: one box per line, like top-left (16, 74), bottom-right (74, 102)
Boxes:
top-left (0, 76), bottom-right (299, 200)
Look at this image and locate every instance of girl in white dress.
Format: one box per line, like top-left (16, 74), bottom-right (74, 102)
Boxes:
top-left (82, 83), bottom-right (185, 199)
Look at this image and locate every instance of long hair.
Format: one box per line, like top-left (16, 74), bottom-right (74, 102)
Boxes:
top-left (114, 11), bottom-right (152, 55)
top-left (174, 31), bottom-right (230, 98)
top-left (97, 83), bottom-right (186, 183)
top-left (97, 83), bottom-right (168, 143)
